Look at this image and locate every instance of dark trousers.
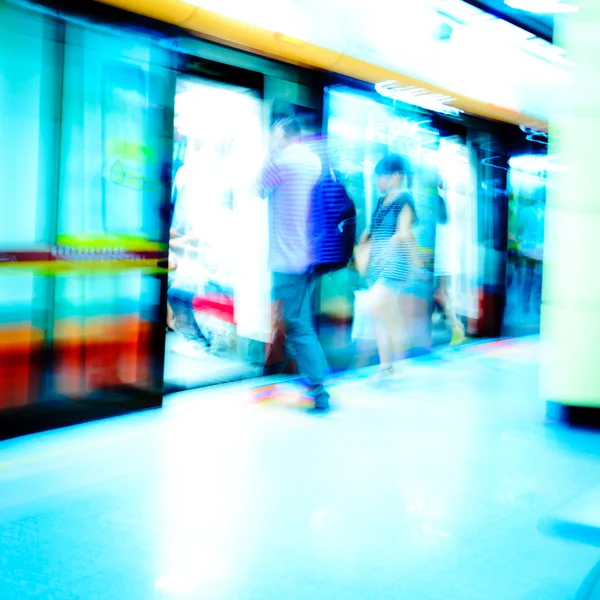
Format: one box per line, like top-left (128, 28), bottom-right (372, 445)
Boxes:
top-left (269, 272), bottom-right (329, 402)
top-left (167, 286), bottom-right (204, 340)
top-left (522, 257), bottom-right (542, 313)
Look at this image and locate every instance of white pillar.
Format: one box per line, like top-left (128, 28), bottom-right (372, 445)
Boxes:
top-left (542, 1), bottom-right (600, 421)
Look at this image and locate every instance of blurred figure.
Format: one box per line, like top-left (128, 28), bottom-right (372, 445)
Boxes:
top-left (361, 155), bottom-right (420, 379)
top-left (167, 230), bottom-right (209, 349)
top-left (166, 252), bottom-right (177, 332)
top-left (506, 194), bottom-right (521, 294)
top-left (167, 150), bottom-right (200, 336)
top-left (258, 117), bottom-right (330, 412)
top-left (433, 181), bottom-right (466, 346)
top-left (517, 188), bottom-right (545, 314)
top-left (167, 162), bottom-right (210, 347)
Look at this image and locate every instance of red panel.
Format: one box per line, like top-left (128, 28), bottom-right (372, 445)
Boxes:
top-left (0, 325), bottom-right (43, 409)
top-left (192, 294), bottom-right (236, 325)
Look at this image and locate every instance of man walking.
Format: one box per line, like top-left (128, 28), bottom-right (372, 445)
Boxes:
top-left (258, 117), bottom-right (330, 412)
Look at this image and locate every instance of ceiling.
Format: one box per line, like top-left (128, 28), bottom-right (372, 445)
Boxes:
top-left (465, 0), bottom-right (554, 41)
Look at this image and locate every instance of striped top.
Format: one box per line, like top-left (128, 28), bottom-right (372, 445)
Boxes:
top-left (367, 192), bottom-right (417, 287)
top-left (259, 143), bottom-right (322, 274)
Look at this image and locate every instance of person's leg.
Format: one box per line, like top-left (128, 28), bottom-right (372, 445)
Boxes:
top-left (514, 254), bottom-right (524, 297)
top-left (166, 303), bottom-right (175, 331)
top-left (506, 249), bottom-right (518, 291)
top-left (169, 286), bottom-right (207, 343)
top-left (522, 258), bottom-right (535, 313)
top-left (369, 283), bottom-right (396, 370)
top-left (166, 275), bottom-right (176, 331)
top-left (273, 272), bottom-right (329, 408)
top-left (388, 292), bottom-right (408, 365)
top-left (167, 287), bottom-right (187, 332)
top-left (263, 300), bottom-right (289, 375)
top-left (431, 277), bottom-right (444, 325)
top-left (434, 276), bottom-right (465, 344)
top-left (533, 259), bottom-right (543, 314)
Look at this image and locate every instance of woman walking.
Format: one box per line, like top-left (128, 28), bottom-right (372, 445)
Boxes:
top-left (360, 155), bottom-right (420, 379)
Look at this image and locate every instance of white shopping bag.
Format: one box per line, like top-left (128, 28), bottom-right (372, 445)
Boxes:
top-left (351, 289), bottom-right (377, 340)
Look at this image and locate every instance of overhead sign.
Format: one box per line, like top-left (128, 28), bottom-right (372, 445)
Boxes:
top-left (375, 81), bottom-right (463, 117)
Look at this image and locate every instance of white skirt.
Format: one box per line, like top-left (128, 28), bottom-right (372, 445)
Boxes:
top-left (351, 290), bottom-right (377, 340)
top-left (434, 224), bottom-right (460, 277)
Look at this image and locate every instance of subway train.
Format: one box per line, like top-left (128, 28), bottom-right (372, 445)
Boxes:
top-left (0, 0), bottom-right (551, 439)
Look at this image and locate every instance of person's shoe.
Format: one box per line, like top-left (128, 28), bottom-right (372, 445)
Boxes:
top-left (368, 366), bottom-right (395, 382)
top-left (307, 404), bottom-right (331, 415)
top-left (450, 324), bottom-right (467, 347)
top-left (310, 388), bottom-right (330, 412)
top-left (172, 339), bottom-right (207, 358)
top-left (262, 363), bottom-right (286, 377)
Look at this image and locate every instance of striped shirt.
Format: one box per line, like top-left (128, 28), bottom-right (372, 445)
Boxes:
top-left (259, 143), bottom-right (322, 274)
top-left (367, 192), bottom-right (417, 287)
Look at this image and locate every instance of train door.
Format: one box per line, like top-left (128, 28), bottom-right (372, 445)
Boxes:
top-left (164, 73), bottom-right (269, 391)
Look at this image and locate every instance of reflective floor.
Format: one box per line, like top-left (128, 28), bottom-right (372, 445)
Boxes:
top-left (164, 330), bottom-right (261, 391)
top-left (1, 337), bottom-right (599, 599)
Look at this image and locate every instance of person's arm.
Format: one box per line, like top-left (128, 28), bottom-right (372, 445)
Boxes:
top-left (257, 155), bottom-right (282, 197)
top-left (359, 199), bottom-right (383, 245)
top-left (391, 204), bottom-right (415, 245)
top-left (169, 220), bottom-right (189, 245)
top-left (169, 231), bottom-right (198, 251)
top-left (391, 204), bottom-right (424, 270)
top-left (169, 236), bottom-right (186, 250)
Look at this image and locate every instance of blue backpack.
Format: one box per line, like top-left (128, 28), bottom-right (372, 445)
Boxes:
top-left (309, 167), bottom-right (357, 275)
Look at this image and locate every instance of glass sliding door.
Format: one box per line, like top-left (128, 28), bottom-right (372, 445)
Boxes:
top-left (0, 2), bottom-right (175, 438)
top-left (52, 23), bottom-right (173, 403)
top-left (165, 75), bottom-right (268, 389)
top-left (0, 3), bottom-right (62, 419)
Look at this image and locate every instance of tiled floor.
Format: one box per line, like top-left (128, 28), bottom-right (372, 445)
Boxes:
top-left (1, 337), bottom-right (599, 599)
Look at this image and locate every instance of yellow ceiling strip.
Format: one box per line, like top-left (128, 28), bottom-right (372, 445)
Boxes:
top-left (97, 0), bottom-right (547, 130)
top-left (99, 0), bottom-right (197, 24)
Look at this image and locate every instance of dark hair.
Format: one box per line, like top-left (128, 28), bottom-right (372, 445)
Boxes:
top-left (276, 117), bottom-right (302, 140)
top-left (375, 154), bottom-right (411, 177)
